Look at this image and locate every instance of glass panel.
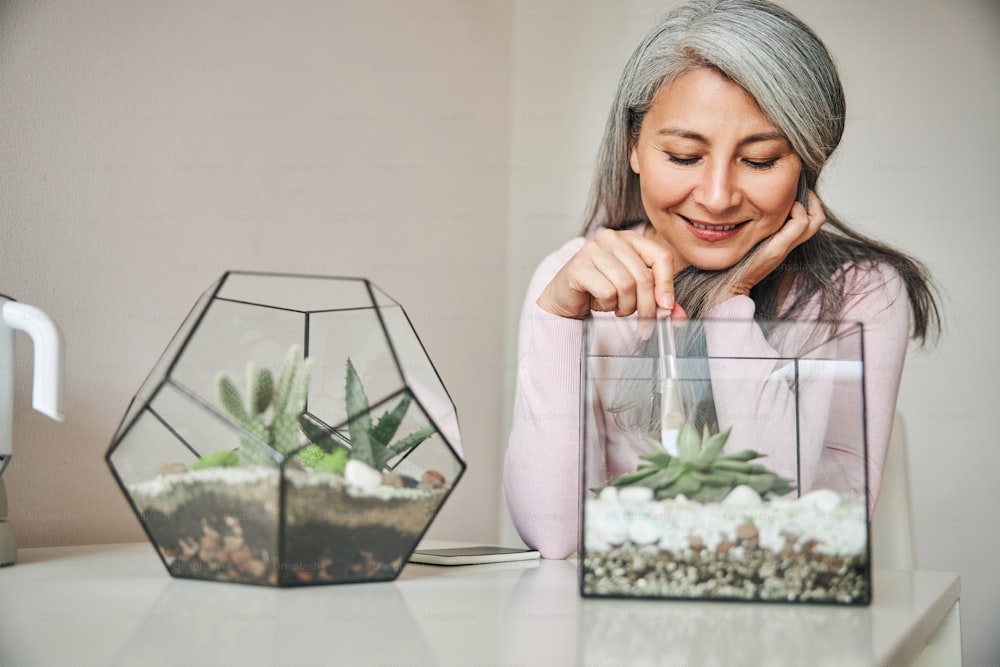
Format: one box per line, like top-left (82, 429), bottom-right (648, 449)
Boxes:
top-left (108, 382), bottom-right (282, 585)
top-left (580, 316), bottom-right (869, 604)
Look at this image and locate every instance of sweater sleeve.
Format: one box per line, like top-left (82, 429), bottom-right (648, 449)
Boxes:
top-left (503, 238), bottom-right (589, 559)
top-left (704, 262), bottom-right (911, 512)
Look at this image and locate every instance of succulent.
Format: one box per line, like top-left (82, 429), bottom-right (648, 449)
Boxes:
top-left (193, 345), bottom-right (313, 468)
top-left (298, 358), bottom-right (436, 472)
top-left (609, 423), bottom-right (796, 503)
top-left (223, 344), bottom-right (312, 464)
top-left (193, 346), bottom-right (435, 475)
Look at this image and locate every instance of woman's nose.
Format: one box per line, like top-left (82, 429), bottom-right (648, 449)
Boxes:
top-left (695, 163), bottom-right (741, 213)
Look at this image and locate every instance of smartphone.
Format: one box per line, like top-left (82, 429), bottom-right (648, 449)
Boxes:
top-left (408, 545), bottom-right (541, 566)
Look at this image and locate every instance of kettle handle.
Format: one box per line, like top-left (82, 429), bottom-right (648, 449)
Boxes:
top-left (2, 300), bottom-right (65, 422)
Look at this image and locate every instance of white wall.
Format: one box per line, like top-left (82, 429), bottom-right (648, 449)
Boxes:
top-left (502, 1), bottom-right (999, 665)
top-left (0, 0), bottom-right (511, 546)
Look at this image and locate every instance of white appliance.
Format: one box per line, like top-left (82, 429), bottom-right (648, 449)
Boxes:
top-left (0, 295), bottom-right (65, 566)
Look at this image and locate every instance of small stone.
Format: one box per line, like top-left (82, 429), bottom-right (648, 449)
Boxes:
top-left (736, 523), bottom-right (759, 542)
top-left (420, 470), bottom-right (445, 488)
top-left (244, 559), bottom-right (268, 578)
top-left (382, 471), bottom-right (405, 488)
top-left (178, 538), bottom-right (199, 561)
top-left (627, 517), bottom-right (659, 545)
top-left (598, 486), bottom-right (618, 502)
top-left (799, 489), bottom-right (841, 513)
top-left (224, 515), bottom-right (243, 535)
top-left (201, 546), bottom-right (221, 564)
top-left (619, 486), bottom-right (654, 504)
top-left (344, 459), bottom-right (383, 490)
top-left (229, 545), bottom-right (252, 565)
top-left (201, 519), bottom-right (220, 540)
top-left (159, 463), bottom-right (188, 476)
top-left (722, 485), bottom-right (762, 507)
top-left (599, 517), bottom-right (627, 546)
top-left (223, 534), bottom-right (245, 551)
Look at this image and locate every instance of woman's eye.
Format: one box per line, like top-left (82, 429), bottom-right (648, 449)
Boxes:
top-left (667, 154), bottom-right (700, 166)
top-left (744, 158), bottom-right (778, 170)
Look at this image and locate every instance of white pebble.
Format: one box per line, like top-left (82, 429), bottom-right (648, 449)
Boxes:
top-left (619, 486), bottom-right (654, 505)
top-left (628, 517), bottom-right (660, 545)
top-left (722, 485), bottom-right (762, 507)
top-left (799, 488), bottom-right (841, 513)
top-left (344, 459), bottom-right (383, 490)
top-left (598, 486), bottom-right (619, 503)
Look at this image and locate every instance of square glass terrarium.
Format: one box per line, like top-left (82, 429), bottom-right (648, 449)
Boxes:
top-left (580, 316), bottom-right (870, 604)
top-left (106, 272), bottom-right (465, 586)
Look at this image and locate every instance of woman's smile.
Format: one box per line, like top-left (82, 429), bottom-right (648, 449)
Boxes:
top-left (682, 216), bottom-right (749, 241)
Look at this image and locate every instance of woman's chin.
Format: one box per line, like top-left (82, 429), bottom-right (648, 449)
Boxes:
top-left (684, 251), bottom-right (744, 272)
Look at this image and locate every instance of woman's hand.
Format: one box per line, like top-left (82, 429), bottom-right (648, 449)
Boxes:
top-left (728, 190), bottom-right (827, 298)
top-left (536, 228), bottom-right (681, 321)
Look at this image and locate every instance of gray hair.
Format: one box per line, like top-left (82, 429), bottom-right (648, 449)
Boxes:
top-left (584, 0), bottom-right (940, 343)
top-left (585, 0), bottom-right (844, 231)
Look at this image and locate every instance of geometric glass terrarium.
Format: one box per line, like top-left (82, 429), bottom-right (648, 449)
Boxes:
top-left (580, 316), bottom-right (870, 605)
top-left (106, 272), bottom-right (465, 586)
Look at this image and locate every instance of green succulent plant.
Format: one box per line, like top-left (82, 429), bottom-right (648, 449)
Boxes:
top-left (191, 346), bottom-right (436, 475)
top-left (608, 423), bottom-right (796, 503)
top-left (298, 358), bottom-right (436, 471)
top-left (211, 344), bottom-right (314, 466)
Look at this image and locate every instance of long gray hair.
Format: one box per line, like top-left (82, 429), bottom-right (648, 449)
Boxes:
top-left (584, 0), bottom-right (940, 342)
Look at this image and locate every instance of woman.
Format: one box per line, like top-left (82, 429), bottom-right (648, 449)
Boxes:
top-left (503, 0), bottom-right (940, 559)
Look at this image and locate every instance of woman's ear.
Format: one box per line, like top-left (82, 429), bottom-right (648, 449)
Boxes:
top-left (629, 141), bottom-right (641, 174)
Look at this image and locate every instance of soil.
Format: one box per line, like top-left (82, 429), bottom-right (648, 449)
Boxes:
top-left (582, 542), bottom-right (870, 604)
top-left (127, 467), bottom-right (447, 586)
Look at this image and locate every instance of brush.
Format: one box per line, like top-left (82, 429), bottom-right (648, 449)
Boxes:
top-left (656, 314), bottom-right (684, 455)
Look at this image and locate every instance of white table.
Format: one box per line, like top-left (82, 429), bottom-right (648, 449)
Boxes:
top-left (0, 542), bottom-right (961, 666)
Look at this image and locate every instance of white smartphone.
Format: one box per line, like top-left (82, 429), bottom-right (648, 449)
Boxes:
top-left (408, 545), bottom-right (540, 566)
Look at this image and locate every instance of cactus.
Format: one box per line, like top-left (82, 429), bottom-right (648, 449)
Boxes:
top-left (196, 345), bottom-right (313, 468)
top-left (609, 423), bottom-right (796, 503)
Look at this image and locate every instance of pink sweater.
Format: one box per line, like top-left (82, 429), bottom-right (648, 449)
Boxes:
top-left (503, 232), bottom-right (911, 559)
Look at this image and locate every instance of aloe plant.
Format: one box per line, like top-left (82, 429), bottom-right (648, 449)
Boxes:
top-left (609, 423), bottom-right (796, 502)
top-left (299, 358), bottom-right (436, 471)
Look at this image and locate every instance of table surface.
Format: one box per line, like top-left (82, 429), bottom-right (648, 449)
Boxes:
top-left (0, 542), bottom-right (960, 667)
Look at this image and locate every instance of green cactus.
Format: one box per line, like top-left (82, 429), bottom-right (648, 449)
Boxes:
top-left (193, 345), bottom-right (313, 468)
top-left (609, 423), bottom-right (796, 503)
top-left (298, 358), bottom-right (436, 471)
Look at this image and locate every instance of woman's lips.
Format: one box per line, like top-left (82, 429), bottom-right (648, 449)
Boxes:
top-left (681, 215), bottom-right (747, 242)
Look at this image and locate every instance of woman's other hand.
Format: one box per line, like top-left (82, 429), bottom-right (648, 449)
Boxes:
top-left (728, 190), bottom-right (827, 298)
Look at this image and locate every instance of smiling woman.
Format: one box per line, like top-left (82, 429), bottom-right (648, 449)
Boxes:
top-left (627, 67), bottom-right (806, 274)
top-left (503, 0), bottom-right (942, 560)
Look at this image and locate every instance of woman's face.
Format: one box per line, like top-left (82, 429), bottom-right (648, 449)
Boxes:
top-left (629, 67), bottom-right (802, 272)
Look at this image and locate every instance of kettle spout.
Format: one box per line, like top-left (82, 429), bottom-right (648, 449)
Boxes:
top-left (2, 301), bottom-right (65, 422)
